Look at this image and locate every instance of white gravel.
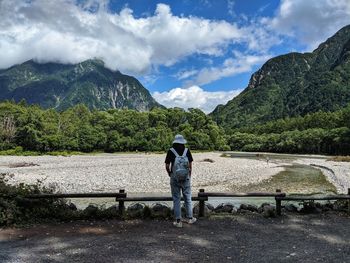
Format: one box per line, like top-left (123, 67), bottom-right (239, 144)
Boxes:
top-left (0, 153), bottom-right (284, 193)
top-left (1, 153), bottom-right (349, 194)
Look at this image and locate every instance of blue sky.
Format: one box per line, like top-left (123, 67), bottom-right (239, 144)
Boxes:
top-left (109, 0), bottom-right (284, 92)
top-left (1, 0), bottom-right (350, 112)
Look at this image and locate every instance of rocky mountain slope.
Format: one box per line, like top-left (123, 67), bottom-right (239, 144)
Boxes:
top-left (0, 59), bottom-right (161, 111)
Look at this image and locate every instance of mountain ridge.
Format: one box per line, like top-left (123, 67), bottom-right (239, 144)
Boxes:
top-left (0, 59), bottom-right (162, 111)
top-left (211, 24), bottom-right (350, 128)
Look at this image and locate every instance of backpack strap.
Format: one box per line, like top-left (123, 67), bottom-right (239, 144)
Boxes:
top-left (170, 147), bottom-right (179, 157)
top-left (182, 148), bottom-right (188, 157)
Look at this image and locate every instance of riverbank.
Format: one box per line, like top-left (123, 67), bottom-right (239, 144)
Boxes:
top-left (295, 158), bottom-right (350, 193)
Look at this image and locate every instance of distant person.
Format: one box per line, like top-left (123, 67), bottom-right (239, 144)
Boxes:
top-left (165, 134), bottom-right (196, 228)
top-left (266, 156), bottom-right (270, 164)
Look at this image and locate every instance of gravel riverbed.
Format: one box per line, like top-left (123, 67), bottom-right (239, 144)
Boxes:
top-left (0, 152), bottom-right (349, 194)
top-left (0, 152), bottom-right (284, 193)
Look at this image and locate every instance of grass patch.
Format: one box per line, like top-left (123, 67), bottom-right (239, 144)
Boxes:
top-left (0, 147), bottom-right (40, 156)
top-left (233, 164), bottom-right (337, 195)
top-left (0, 147), bottom-right (84, 156)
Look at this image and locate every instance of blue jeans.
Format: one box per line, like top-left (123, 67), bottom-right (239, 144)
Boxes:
top-left (170, 175), bottom-right (193, 220)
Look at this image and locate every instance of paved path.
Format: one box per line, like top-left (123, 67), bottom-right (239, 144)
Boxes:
top-left (0, 213), bottom-right (349, 263)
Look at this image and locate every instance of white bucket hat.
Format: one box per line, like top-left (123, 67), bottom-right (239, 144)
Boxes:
top-left (173, 134), bottom-right (187, 144)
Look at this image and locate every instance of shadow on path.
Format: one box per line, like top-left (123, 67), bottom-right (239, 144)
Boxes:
top-left (0, 213), bottom-right (349, 262)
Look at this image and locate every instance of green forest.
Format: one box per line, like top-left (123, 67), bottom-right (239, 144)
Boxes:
top-left (0, 101), bottom-right (349, 155)
top-left (0, 101), bottom-right (228, 153)
top-left (228, 106), bottom-right (350, 155)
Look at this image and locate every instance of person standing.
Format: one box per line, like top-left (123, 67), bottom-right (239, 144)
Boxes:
top-left (165, 134), bottom-right (196, 227)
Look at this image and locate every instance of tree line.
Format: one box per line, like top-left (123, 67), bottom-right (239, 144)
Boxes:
top-left (228, 105), bottom-right (350, 155)
top-left (0, 101), bottom-right (229, 153)
top-left (0, 101), bottom-right (349, 155)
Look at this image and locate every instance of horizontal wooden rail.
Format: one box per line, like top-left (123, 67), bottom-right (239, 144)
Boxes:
top-left (198, 192), bottom-right (286, 197)
top-left (115, 196), bottom-right (208, 202)
top-left (25, 192), bottom-right (127, 199)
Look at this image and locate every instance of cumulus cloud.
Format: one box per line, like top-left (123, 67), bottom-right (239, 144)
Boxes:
top-left (0, 0), bottom-right (245, 73)
top-left (262, 0), bottom-right (350, 49)
top-left (153, 86), bottom-right (242, 113)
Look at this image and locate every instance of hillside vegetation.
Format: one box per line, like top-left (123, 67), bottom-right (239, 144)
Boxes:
top-left (227, 105), bottom-right (350, 155)
top-left (211, 25), bottom-right (350, 129)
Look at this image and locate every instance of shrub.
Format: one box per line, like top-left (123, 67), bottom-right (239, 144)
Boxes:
top-left (0, 173), bottom-right (69, 225)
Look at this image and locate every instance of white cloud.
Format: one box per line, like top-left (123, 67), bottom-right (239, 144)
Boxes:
top-left (258, 3), bottom-right (270, 13)
top-left (227, 0), bottom-right (235, 17)
top-left (0, 0), bottom-right (245, 74)
top-left (153, 85), bottom-right (242, 113)
top-left (2, 0), bottom-right (349, 97)
top-left (185, 52), bottom-right (272, 86)
top-left (262, 0), bottom-right (350, 49)
top-left (175, 69), bottom-right (199, 80)
top-left (241, 24), bottom-right (282, 52)
top-left (139, 74), bottom-right (159, 87)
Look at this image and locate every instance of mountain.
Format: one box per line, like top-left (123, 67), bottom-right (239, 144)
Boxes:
top-left (0, 59), bottom-right (162, 111)
top-left (211, 25), bottom-right (350, 129)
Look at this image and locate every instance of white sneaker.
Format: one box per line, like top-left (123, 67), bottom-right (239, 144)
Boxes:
top-left (187, 217), bottom-right (197, 224)
top-left (173, 221), bottom-right (183, 228)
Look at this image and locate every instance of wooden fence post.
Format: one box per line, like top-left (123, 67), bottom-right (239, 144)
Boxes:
top-left (275, 189), bottom-right (282, 216)
top-left (199, 189), bottom-right (205, 217)
top-left (348, 188), bottom-right (350, 214)
top-left (118, 189), bottom-right (125, 215)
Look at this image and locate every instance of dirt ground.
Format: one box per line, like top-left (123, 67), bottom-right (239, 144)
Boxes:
top-left (0, 213), bottom-right (349, 263)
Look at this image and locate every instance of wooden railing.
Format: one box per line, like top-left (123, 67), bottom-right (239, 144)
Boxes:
top-left (21, 188), bottom-right (350, 217)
